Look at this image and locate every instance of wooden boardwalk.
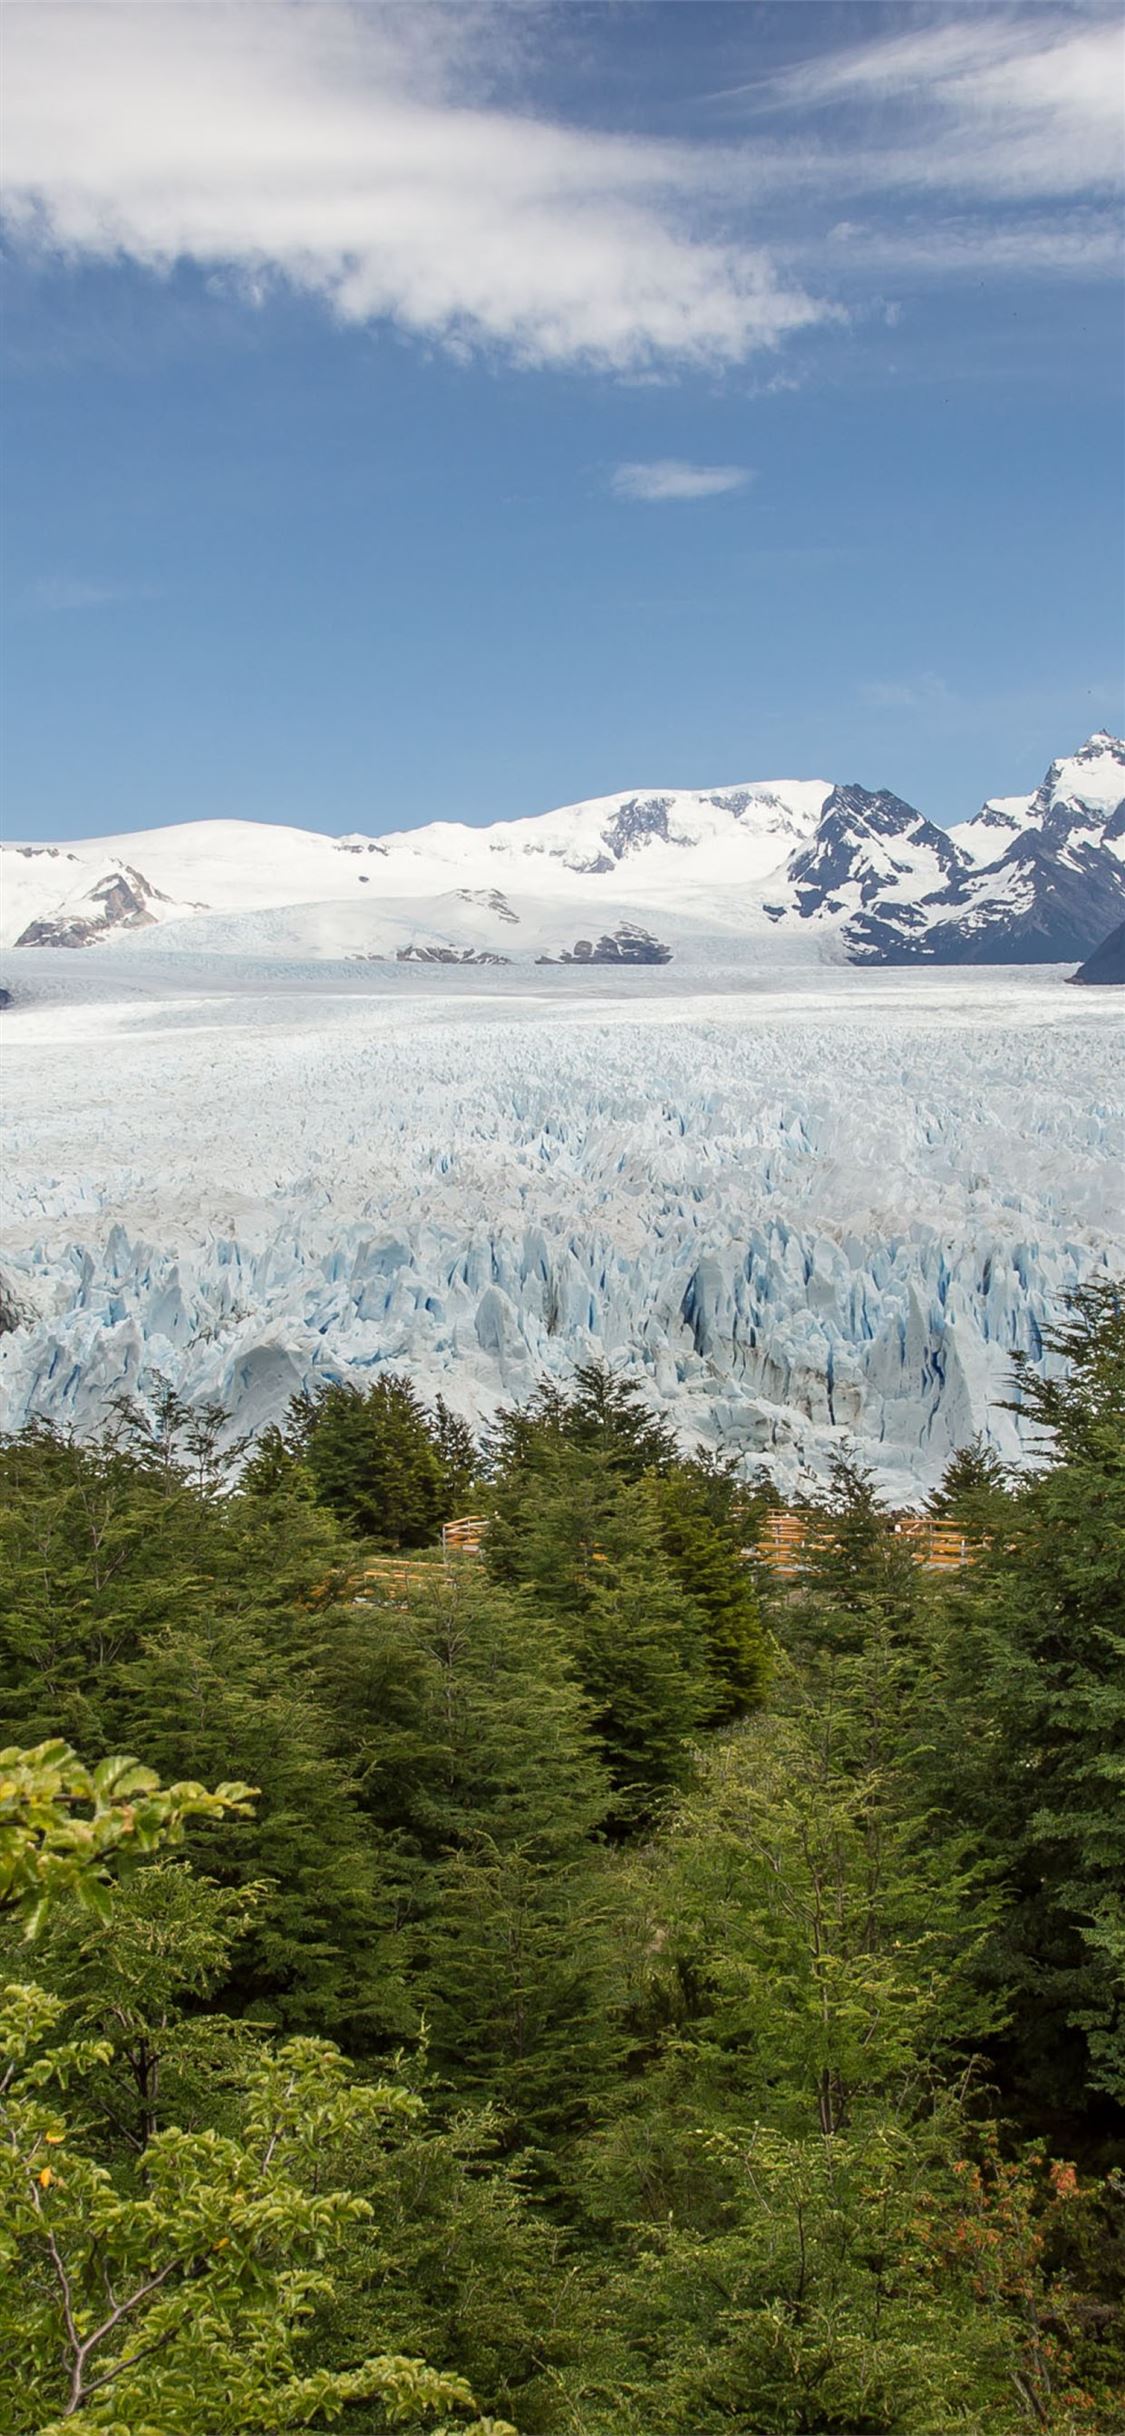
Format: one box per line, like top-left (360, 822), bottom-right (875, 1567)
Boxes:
top-left (753, 1509), bottom-right (975, 1577)
top-left (346, 1509), bottom-right (976, 1604)
top-left (350, 1553), bottom-right (446, 1602)
top-left (440, 1509), bottom-right (975, 1579)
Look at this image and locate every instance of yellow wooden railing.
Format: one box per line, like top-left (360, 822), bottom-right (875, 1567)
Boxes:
top-left (344, 1508), bottom-right (976, 1603)
top-left (752, 1509), bottom-right (975, 1577)
top-left (441, 1514), bottom-right (489, 1556)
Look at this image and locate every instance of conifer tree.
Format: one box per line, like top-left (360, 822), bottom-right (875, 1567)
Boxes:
top-left (934, 1283), bottom-right (1125, 2109)
top-left (570, 1489), bottom-right (711, 1832)
top-left (288, 1375), bottom-right (447, 1548)
top-left (651, 1457), bottom-right (769, 1718)
top-left (239, 1421), bottom-right (318, 1502)
top-left (487, 1362), bottom-right (675, 1512)
top-left (927, 1434), bottom-right (1011, 1526)
top-left (431, 1396), bottom-right (481, 1514)
top-left (0, 1427), bottom-right (398, 2042)
top-left (313, 1570), bottom-right (621, 2144)
top-left (779, 1452), bottom-right (926, 1664)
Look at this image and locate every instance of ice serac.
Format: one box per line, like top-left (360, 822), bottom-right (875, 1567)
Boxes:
top-left (1, 966), bottom-right (1120, 1500)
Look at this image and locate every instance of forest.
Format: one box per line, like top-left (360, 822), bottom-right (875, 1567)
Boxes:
top-left (1, 1283), bottom-right (1122, 2434)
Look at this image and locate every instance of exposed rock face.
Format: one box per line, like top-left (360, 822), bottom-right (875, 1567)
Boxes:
top-left (1069, 920), bottom-right (1125, 985)
top-left (15, 866), bottom-right (165, 948)
top-left (918, 838), bottom-right (1125, 966)
top-left (538, 923), bottom-right (672, 965)
top-left (457, 890), bottom-right (520, 923)
top-left (790, 785), bottom-right (962, 913)
top-left (600, 797), bottom-right (686, 860)
top-left (927, 731), bottom-right (1125, 963)
top-left (395, 944), bottom-right (511, 966)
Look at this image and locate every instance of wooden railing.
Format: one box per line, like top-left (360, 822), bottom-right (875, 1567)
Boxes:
top-left (441, 1514), bottom-right (489, 1557)
top-left (752, 1509), bottom-right (975, 1578)
top-left (338, 1521), bottom-right (487, 1607)
top-left (351, 1553), bottom-right (444, 1602)
top-left (345, 1507), bottom-right (976, 1603)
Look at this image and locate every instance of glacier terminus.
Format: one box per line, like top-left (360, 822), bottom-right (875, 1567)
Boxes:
top-left (0, 950), bottom-right (1120, 1500)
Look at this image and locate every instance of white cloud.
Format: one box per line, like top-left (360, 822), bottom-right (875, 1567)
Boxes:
top-left (611, 460), bottom-right (752, 503)
top-left (3, 3), bottom-right (1118, 383)
top-left (0, 1), bottom-right (825, 373)
top-left (764, 12), bottom-right (1125, 202)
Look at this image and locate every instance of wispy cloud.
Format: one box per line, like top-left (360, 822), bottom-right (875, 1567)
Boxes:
top-left (824, 210), bottom-right (1123, 280)
top-left (708, 8), bottom-right (1125, 288)
top-left (761, 13), bottom-right (1124, 201)
top-left (858, 674), bottom-right (958, 713)
top-left (32, 576), bottom-right (156, 613)
top-left (611, 460), bottom-right (752, 503)
top-left (0, 3), bottom-right (825, 375)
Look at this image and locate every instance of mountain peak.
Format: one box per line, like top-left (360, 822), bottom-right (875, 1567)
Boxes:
top-left (3, 735), bottom-right (1123, 969)
top-left (1074, 730), bottom-right (1124, 758)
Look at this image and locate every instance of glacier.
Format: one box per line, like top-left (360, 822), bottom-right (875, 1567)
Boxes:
top-left (1, 950), bottom-right (1121, 1499)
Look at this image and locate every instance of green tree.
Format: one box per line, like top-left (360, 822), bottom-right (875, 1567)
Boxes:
top-left (22, 1861), bottom-right (263, 2153)
top-left (782, 1453), bottom-right (925, 1648)
top-left (569, 1637), bottom-right (1104, 2436)
top-left (489, 1364), bottom-right (677, 1489)
top-left (596, 2108), bottom-right (1116, 2436)
top-left (239, 1422), bottom-right (318, 1503)
top-left (483, 1364), bottom-right (677, 1597)
top-left (626, 1669), bottom-right (1000, 2147)
top-left (314, 1570), bottom-right (620, 2147)
top-left (0, 1982), bottom-right (509, 2435)
top-left (651, 1458), bottom-right (769, 1720)
top-left (484, 1380), bottom-right (721, 1830)
top-left (571, 1491), bottom-right (711, 1832)
top-left (932, 1282), bottom-right (1125, 2111)
top-left (431, 1396), bottom-right (481, 1515)
top-left (289, 1375), bottom-right (447, 1548)
top-left (0, 1740), bottom-right (252, 1934)
top-left (927, 1433), bottom-right (1012, 1531)
top-left (0, 1427), bottom-right (400, 2042)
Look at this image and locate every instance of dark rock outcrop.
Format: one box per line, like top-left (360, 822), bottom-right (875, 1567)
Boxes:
top-left (1068, 920), bottom-right (1125, 985)
top-left (538, 923), bottom-right (672, 966)
top-left (15, 865), bottom-right (166, 949)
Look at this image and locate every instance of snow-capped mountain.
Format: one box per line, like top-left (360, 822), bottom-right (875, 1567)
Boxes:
top-left (782, 784), bottom-right (965, 959)
top-left (949, 733), bottom-right (1125, 862)
top-left (931, 732), bottom-right (1125, 964)
top-left (3, 737), bottom-right (1123, 968)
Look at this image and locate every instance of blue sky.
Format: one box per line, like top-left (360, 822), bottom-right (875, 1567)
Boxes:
top-left (2, 1), bottom-right (1122, 842)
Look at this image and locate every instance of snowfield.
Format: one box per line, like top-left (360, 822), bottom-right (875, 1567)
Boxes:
top-left (1, 950), bottom-right (1120, 1498)
top-left (4, 732), bottom-right (1123, 966)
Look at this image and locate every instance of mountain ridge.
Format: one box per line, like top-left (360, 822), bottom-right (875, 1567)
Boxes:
top-left (3, 734), bottom-right (1123, 968)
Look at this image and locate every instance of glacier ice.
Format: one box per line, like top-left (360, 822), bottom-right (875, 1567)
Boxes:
top-left (0, 952), bottom-right (1121, 1500)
